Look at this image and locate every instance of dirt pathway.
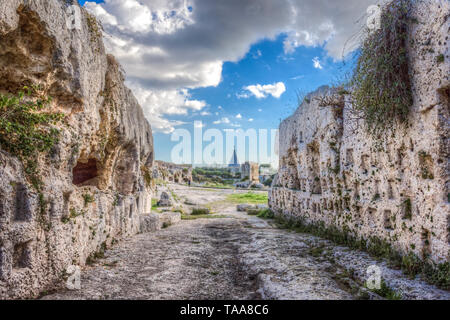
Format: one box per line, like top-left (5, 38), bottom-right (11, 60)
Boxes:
top-left (43, 185), bottom-right (450, 300)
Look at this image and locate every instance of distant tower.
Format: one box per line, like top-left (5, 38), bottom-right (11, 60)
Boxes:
top-left (228, 145), bottom-right (240, 170)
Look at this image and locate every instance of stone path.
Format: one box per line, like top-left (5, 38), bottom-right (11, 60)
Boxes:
top-left (43, 185), bottom-right (450, 300)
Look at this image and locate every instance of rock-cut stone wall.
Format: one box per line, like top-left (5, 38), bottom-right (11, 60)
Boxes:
top-left (270, 0), bottom-right (449, 264)
top-left (153, 161), bottom-right (193, 184)
top-left (0, 0), bottom-right (154, 298)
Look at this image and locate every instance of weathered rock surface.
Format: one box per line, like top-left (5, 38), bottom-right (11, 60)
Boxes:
top-left (153, 160), bottom-right (192, 184)
top-left (43, 185), bottom-right (450, 300)
top-left (157, 191), bottom-right (172, 207)
top-left (270, 0), bottom-right (449, 263)
top-left (0, 0), bottom-right (154, 298)
top-left (139, 212), bottom-right (181, 233)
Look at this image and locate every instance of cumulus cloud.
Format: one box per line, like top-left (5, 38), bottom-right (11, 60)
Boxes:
top-left (85, 0), bottom-right (377, 132)
top-left (128, 82), bottom-right (205, 133)
top-left (243, 82), bottom-right (286, 99)
top-left (236, 113), bottom-right (242, 119)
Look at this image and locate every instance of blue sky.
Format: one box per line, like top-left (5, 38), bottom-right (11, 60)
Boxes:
top-left (79, 0), bottom-right (369, 166)
top-left (153, 36), bottom-right (353, 165)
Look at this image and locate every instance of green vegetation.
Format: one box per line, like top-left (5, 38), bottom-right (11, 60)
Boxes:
top-left (86, 242), bottom-right (107, 265)
top-left (226, 192), bottom-right (268, 204)
top-left (402, 198), bottom-right (412, 220)
top-left (151, 198), bottom-right (158, 210)
top-left (141, 165), bottom-right (153, 188)
top-left (257, 208), bottom-right (275, 219)
top-left (170, 190), bottom-right (179, 201)
top-left (181, 214), bottom-right (229, 220)
top-left (370, 279), bottom-right (402, 300)
top-left (351, 0), bottom-right (413, 137)
top-left (85, 11), bottom-right (102, 45)
top-left (0, 86), bottom-right (64, 191)
top-left (192, 167), bottom-right (238, 186)
top-left (193, 167), bottom-right (235, 179)
top-left (263, 178), bottom-right (273, 187)
top-left (162, 222), bottom-right (170, 229)
top-left (202, 182), bottom-right (234, 189)
top-left (418, 151), bottom-right (434, 179)
top-left (436, 54), bottom-right (445, 64)
top-left (191, 207), bottom-right (211, 215)
top-left (267, 214), bottom-right (450, 290)
top-left (83, 193), bottom-right (95, 206)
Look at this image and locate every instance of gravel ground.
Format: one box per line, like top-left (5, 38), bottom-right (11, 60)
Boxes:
top-left (43, 184), bottom-right (450, 300)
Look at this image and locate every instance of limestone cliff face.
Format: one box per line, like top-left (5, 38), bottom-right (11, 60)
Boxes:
top-left (270, 0), bottom-right (449, 264)
top-left (153, 161), bottom-right (193, 185)
top-left (0, 0), bottom-right (154, 298)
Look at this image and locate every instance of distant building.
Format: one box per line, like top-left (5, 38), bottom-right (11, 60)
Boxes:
top-left (241, 161), bottom-right (259, 182)
top-left (228, 146), bottom-right (240, 173)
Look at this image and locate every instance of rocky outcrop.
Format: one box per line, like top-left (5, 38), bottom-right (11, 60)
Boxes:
top-left (153, 160), bottom-right (192, 184)
top-left (157, 192), bottom-right (172, 207)
top-left (270, 0), bottom-right (449, 264)
top-left (0, 0), bottom-right (154, 298)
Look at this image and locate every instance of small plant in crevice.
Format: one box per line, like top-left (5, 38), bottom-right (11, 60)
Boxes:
top-left (370, 279), bottom-right (402, 300)
top-left (402, 198), bottom-right (412, 220)
top-left (141, 165), bottom-right (153, 189)
top-left (86, 242), bottom-right (107, 265)
top-left (351, 0), bottom-right (413, 137)
top-left (82, 193), bottom-right (95, 206)
top-left (418, 151), bottom-right (434, 180)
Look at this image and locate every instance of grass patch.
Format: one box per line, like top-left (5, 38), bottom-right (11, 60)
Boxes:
top-left (227, 192), bottom-right (268, 204)
top-left (370, 279), bottom-right (402, 300)
top-left (151, 198), bottom-right (158, 210)
top-left (181, 214), bottom-right (229, 220)
top-left (257, 208), bottom-right (274, 219)
top-left (191, 207), bottom-right (211, 215)
top-left (270, 214), bottom-right (450, 290)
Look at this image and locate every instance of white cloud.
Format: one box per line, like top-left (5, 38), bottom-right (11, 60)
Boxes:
top-left (312, 57), bottom-right (323, 69)
top-left (290, 74), bottom-right (304, 80)
top-left (248, 118), bottom-right (254, 122)
top-left (258, 109), bottom-right (262, 112)
top-left (243, 82), bottom-right (286, 99)
top-left (236, 113), bottom-right (242, 119)
top-left (236, 92), bottom-right (250, 99)
top-left (200, 111), bottom-right (211, 116)
top-left (85, 0), bottom-right (377, 132)
top-left (213, 117), bottom-right (230, 125)
top-left (128, 82), bottom-right (205, 133)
